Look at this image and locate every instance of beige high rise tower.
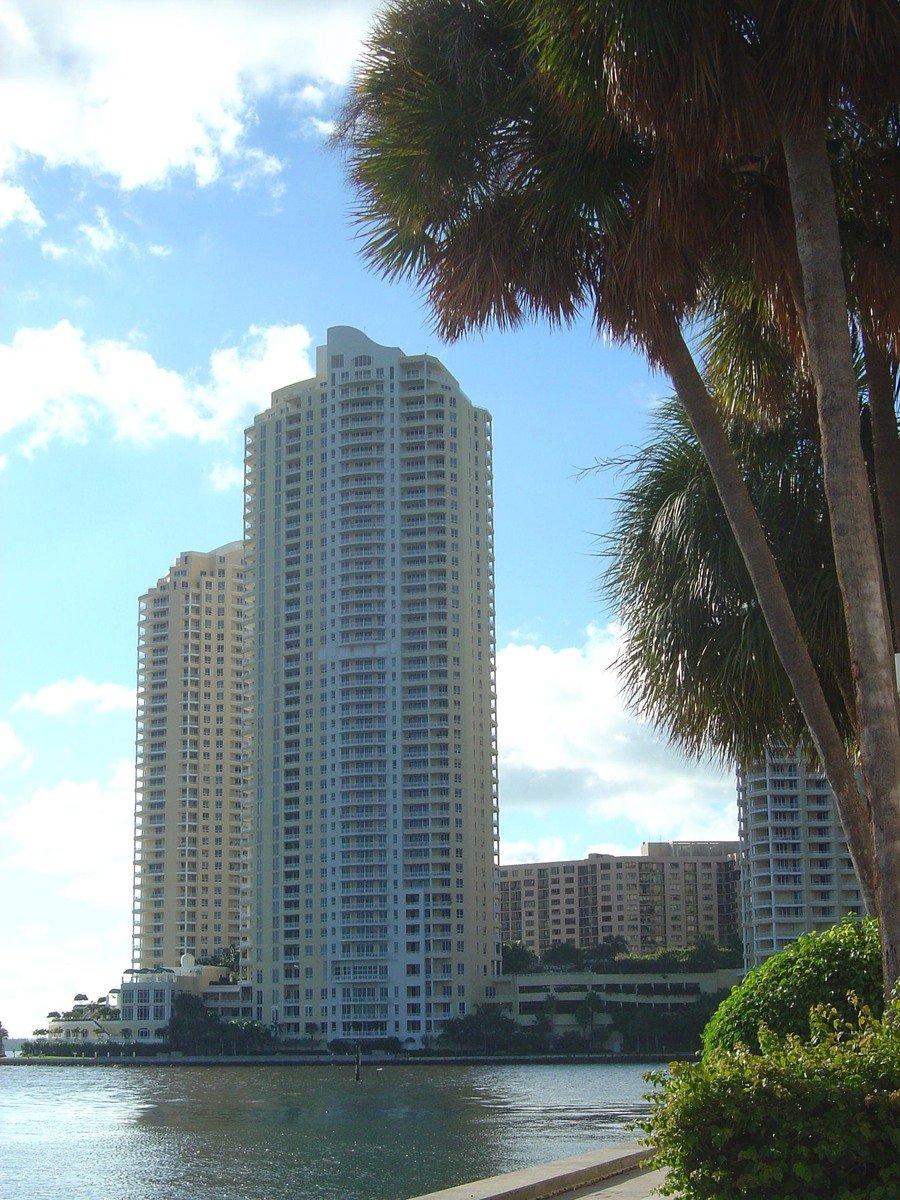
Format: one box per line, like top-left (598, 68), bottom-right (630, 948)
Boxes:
top-left (132, 543), bottom-right (246, 968)
top-left (244, 327), bottom-right (499, 1045)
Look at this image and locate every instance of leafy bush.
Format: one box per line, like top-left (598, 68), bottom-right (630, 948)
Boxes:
top-left (642, 1001), bottom-right (900, 1200)
top-left (702, 917), bottom-right (882, 1055)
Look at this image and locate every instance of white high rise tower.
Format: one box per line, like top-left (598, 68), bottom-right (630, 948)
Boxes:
top-left (243, 327), bottom-right (499, 1045)
top-left (738, 750), bottom-right (863, 968)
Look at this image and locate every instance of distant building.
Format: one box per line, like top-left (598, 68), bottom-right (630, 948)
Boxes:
top-left (738, 752), bottom-right (863, 969)
top-left (487, 965), bottom-right (743, 1049)
top-left (42, 954), bottom-right (252, 1046)
top-left (132, 543), bottom-right (246, 969)
top-left (499, 842), bottom-right (740, 957)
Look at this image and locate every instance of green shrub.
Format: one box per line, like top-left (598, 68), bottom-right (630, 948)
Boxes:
top-left (702, 917), bottom-right (882, 1055)
top-left (642, 1001), bottom-right (900, 1200)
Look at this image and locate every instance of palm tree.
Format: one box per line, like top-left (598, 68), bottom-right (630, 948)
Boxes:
top-left (574, 990), bottom-right (605, 1049)
top-left (604, 399), bottom-right (854, 764)
top-left (524, 0), bottom-right (900, 989)
top-left (339, 0), bottom-right (897, 988)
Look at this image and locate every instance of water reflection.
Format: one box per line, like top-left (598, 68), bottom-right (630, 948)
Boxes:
top-left (2, 1063), bottom-right (662, 1200)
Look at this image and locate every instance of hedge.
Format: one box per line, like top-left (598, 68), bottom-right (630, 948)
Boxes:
top-left (643, 1001), bottom-right (900, 1200)
top-left (702, 917), bottom-right (882, 1055)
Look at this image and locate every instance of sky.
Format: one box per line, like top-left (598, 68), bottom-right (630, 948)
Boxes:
top-left (0, 0), bottom-right (735, 1038)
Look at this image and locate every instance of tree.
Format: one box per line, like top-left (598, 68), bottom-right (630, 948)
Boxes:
top-left (165, 993), bottom-right (224, 1055)
top-left (524, 0), bottom-right (900, 988)
top-left (198, 943), bottom-right (242, 982)
top-left (702, 918), bottom-right (883, 1056)
top-left (541, 942), bottom-right (586, 970)
top-left (574, 990), bottom-right (605, 1049)
top-left (604, 399), bottom-right (854, 766)
top-left (440, 1005), bottom-right (517, 1053)
top-left (339, 0), bottom-right (899, 990)
top-left (501, 941), bottom-right (538, 974)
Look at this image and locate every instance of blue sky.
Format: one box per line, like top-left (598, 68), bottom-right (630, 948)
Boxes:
top-left (0, 1), bottom-right (734, 1038)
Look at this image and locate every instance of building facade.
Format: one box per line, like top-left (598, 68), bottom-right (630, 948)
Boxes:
top-left (132, 544), bottom-right (246, 968)
top-left (243, 327), bottom-right (499, 1045)
top-left (499, 842), bottom-right (741, 957)
top-left (489, 965), bottom-right (743, 1048)
top-left (738, 751), bottom-right (863, 968)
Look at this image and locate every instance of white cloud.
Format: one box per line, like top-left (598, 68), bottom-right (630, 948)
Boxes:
top-left (0, 757), bottom-right (135, 1037)
top-left (499, 834), bottom-right (640, 865)
top-left (209, 462), bottom-right (245, 492)
top-left (77, 206), bottom-right (124, 257)
top-left (14, 677), bottom-right (135, 716)
top-left (0, 179), bottom-right (44, 231)
top-left (499, 835), bottom-right (572, 865)
top-left (0, 0), bottom-right (378, 212)
top-left (496, 624), bottom-right (736, 843)
top-left (40, 208), bottom-right (166, 264)
top-left (0, 319), bottom-right (314, 454)
top-left (40, 239), bottom-right (68, 259)
top-left (308, 117), bottom-right (337, 138)
top-left (3, 919), bottom-right (132, 1038)
top-left (1, 758), bottom-right (134, 889)
top-left (0, 720), bottom-right (30, 769)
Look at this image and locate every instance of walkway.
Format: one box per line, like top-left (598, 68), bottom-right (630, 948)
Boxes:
top-left (406, 1143), bottom-right (668, 1200)
top-left (560, 1164), bottom-right (668, 1198)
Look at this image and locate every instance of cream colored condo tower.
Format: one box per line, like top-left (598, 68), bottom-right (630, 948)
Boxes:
top-left (132, 543), bottom-right (246, 968)
top-left (244, 327), bottom-right (499, 1045)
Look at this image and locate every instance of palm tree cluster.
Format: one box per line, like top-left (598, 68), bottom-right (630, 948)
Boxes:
top-left (339, 0), bottom-right (900, 993)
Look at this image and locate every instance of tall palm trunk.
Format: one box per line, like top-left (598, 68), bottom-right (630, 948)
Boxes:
top-left (860, 323), bottom-right (900, 648)
top-left (659, 318), bottom-right (877, 918)
top-left (781, 122), bottom-right (900, 996)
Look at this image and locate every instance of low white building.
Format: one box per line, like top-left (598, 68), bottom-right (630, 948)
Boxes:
top-left (45, 954), bottom-right (250, 1045)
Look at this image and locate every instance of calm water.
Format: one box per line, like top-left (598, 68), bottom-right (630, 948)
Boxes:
top-left (1, 1062), bottom-right (663, 1200)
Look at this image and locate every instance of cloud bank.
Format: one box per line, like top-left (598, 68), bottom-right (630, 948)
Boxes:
top-left (0, 320), bottom-right (314, 454)
top-left (14, 677), bottom-right (136, 716)
top-left (1, 0), bottom-right (379, 226)
top-left (496, 624), bottom-right (737, 858)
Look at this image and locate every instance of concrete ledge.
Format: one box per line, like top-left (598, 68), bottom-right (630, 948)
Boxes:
top-left (405, 1142), bottom-right (654, 1200)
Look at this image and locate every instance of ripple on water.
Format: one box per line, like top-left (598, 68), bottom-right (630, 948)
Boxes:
top-left (1, 1062), bottom-right (664, 1200)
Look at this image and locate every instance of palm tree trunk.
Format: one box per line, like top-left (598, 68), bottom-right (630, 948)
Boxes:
top-left (659, 317), bottom-right (878, 920)
top-left (860, 323), bottom-right (900, 650)
top-left (781, 122), bottom-right (900, 996)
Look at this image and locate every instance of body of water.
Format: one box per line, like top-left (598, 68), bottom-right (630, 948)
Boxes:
top-left (1, 1061), bottom-right (663, 1199)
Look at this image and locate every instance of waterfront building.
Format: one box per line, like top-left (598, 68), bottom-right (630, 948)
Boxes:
top-left (243, 326), bottom-right (499, 1045)
top-left (41, 955), bottom-right (252, 1046)
top-left (499, 842), bottom-right (741, 957)
top-left (132, 544), bottom-right (246, 969)
top-left (738, 751), bottom-right (863, 968)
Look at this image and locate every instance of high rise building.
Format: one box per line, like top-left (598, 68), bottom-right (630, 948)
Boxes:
top-left (738, 751), bottom-right (863, 968)
top-left (132, 544), bottom-right (246, 968)
top-left (243, 326), bottom-right (499, 1044)
top-left (499, 842), bottom-right (741, 957)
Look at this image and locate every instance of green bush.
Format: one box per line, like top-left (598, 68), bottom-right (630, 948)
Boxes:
top-left (702, 917), bottom-right (882, 1055)
top-left (642, 1001), bottom-right (900, 1200)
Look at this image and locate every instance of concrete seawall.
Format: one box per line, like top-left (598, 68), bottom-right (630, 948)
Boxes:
top-left (405, 1142), bottom-right (654, 1200)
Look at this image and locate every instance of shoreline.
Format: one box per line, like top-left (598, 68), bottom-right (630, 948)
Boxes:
top-left (2, 1051), bottom-right (681, 1068)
